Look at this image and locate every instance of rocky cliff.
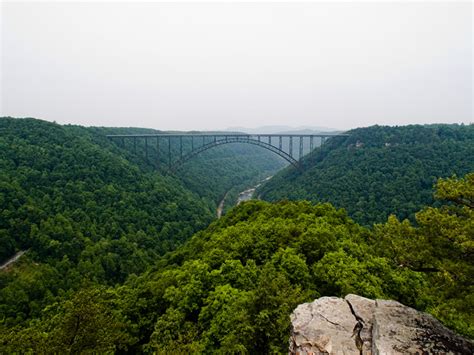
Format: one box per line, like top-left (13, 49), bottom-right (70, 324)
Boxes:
top-left (289, 294), bottom-right (474, 354)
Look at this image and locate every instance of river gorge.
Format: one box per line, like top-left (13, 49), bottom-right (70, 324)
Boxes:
top-left (217, 176), bottom-right (273, 218)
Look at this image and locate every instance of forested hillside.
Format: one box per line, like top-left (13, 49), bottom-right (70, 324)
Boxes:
top-left (90, 126), bottom-right (286, 209)
top-left (259, 124), bottom-right (474, 225)
top-left (1, 118), bottom-right (472, 353)
top-left (0, 117), bottom-right (285, 326)
top-left (1, 174), bottom-right (472, 353)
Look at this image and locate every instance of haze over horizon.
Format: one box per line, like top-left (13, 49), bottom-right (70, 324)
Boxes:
top-left (1, 1), bottom-right (472, 131)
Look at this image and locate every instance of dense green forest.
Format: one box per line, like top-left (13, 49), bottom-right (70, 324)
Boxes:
top-left (0, 117), bottom-right (285, 262)
top-left (0, 118), bottom-right (472, 353)
top-left (259, 124), bottom-right (474, 225)
top-left (90, 126), bottom-right (286, 209)
top-left (0, 117), bottom-right (284, 327)
top-left (1, 174), bottom-right (472, 352)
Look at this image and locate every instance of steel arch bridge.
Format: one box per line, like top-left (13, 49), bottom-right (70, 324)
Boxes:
top-left (106, 133), bottom-right (348, 171)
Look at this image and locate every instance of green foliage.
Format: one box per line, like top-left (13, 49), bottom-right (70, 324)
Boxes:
top-left (0, 288), bottom-right (135, 353)
top-left (104, 201), bottom-right (431, 352)
top-left (3, 176), bottom-right (473, 351)
top-left (129, 174), bottom-right (472, 349)
top-left (435, 173), bottom-right (474, 208)
top-left (0, 117), bottom-right (283, 329)
top-left (92, 126), bottom-right (287, 210)
top-left (259, 124), bottom-right (474, 225)
top-left (1, 117), bottom-right (472, 352)
top-left (372, 173), bottom-right (474, 337)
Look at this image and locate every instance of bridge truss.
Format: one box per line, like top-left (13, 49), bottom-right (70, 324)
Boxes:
top-left (106, 133), bottom-right (348, 171)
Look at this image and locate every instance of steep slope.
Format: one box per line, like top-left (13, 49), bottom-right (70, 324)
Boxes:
top-left (0, 117), bottom-right (285, 325)
top-left (259, 124), bottom-right (474, 224)
top-left (0, 117), bottom-right (214, 268)
top-left (90, 126), bottom-right (288, 209)
top-left (177, 143), bottom-right (287, 208)
top-left (2, 118), bottom-right (472, 353)
top-left (2, 174), bottom-right (472, 353)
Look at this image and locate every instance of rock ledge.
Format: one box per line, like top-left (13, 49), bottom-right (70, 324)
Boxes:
top-left (289, 294), bottom-right (473, 355)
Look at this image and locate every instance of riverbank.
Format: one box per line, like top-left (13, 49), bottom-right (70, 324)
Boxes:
top-left (216, 192), bottom-right (228, 218)
top-left (217, 175), bottom-right (273, 218)
top-left (0, 250), bottom-right (26, 271)
top-left (237, 175), bottom-right (273, 204)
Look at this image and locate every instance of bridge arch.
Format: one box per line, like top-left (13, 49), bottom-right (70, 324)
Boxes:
top-left (106, 133), bottom-right (349, 172)
top-left (172, 136), bottom-right (300, 172)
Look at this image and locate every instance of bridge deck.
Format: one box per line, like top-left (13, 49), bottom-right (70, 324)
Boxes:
top-left (106, 133), bottom-right (349, 138)
top-left (106, 132), bottom-right (349, 171)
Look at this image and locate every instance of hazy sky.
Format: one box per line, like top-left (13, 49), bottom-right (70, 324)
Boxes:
top-left (1, 1), bottom-right (472, 131)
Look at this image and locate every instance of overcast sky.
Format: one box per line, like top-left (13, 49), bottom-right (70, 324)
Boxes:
top-left (1, 1), bottom-right (472, 131)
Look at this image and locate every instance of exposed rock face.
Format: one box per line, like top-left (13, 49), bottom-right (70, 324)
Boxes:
top-left (289, 294), bottom-right (474, 355)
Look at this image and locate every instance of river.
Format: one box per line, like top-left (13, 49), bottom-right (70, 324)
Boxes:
top-left (217, 176), bottom-right (273, 218)
top-left (0, 250), bottom-right (26, 271)
top-left (216, 192), bottom-right (228, 219)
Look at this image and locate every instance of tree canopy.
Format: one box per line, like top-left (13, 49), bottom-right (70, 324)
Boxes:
top-left (0, 118), bottom-right (472, 353)
top-left (259, 124), bottom-right (474, 225)
top-left (2, 174), bottom-right (472, 352)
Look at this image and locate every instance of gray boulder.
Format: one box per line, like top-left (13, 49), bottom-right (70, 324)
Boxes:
top-left (289, 294), bottom-right (473, 355)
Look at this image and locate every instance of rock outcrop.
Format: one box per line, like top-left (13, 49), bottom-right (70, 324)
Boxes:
top-left (289, 294), bottom-right (474, 355)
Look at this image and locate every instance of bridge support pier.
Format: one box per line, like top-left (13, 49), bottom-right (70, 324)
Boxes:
top-left (145, 137), bottom-right (149, 160)
top-left (156, 137), bottom-right (160, 168)
top-left (299, 136), bottom-right (303, 159)
top-left (168, 137), bottom-right (171, 169)
top-left (106, 132), bottom-right (348, 172)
